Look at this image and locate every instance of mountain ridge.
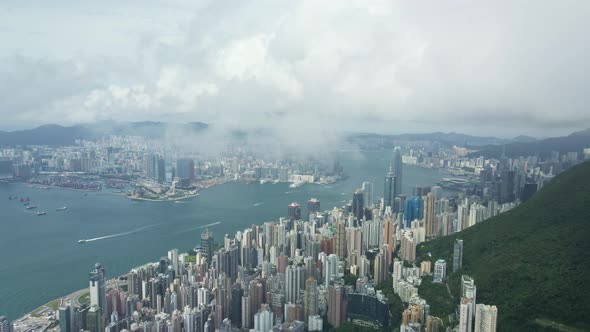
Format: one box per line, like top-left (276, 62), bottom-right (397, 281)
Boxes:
top-left (418, 161), bottom-right (590, 330)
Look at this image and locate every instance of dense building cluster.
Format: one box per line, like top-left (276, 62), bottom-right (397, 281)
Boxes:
top-left (4, 142), bottom-right (587, 332)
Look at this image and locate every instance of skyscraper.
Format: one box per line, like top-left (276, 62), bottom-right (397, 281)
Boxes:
top-left (361, 181), bottom-right (374, 209)
top-left (404, 196), bottom-right (423, 227)
top-left (474, 304), bottom-right (498, 332)
top-left (327, 285), bottom-right (347, 328)
top-left (393, 146), bottom-right (403, 196)
top-left (433, 259), bottom-right (446, 282)
top-left (89, 263), bottom-right (106, 324)
top-left (307, 198), bottom-right (320, 219)
top-left (352, 189), bottom-right (364, 222)
top-left (424, 193), bottom-right (435, 238)
top-left (200, 230), bottom-right (214, 264)
top-left (384, 165), bottom-right (396, 208)
top-left (304, 277), bottom-right (318, 325)
top-left (459, 297), bottom-right (473, 332)
top-left (453, 239), bottom-right (464, 272)
top-left (0, 316), bottom-right (12, 332)
top-left (334, 221), bottom-right (346, 259)
top-left (285, 265), bottom-right (304, 304)
top-left (499, 170), bottom-right (515, 204)
top-left (145, 153), bottom-right (166, 183)
top-left (176, 158), bottom-right (195, 181)
top-left (288, 203), bottom-right (302, 221)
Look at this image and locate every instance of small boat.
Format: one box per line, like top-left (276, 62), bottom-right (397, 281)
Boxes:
top-left (26, 205), bottom-right (37, 210)
top-left (78, 239), bottom-right (87, 244)
top-left (23, 202), bottom-right (30, 206)
top-left (56, 206), bottom-right (68, 211)
top-left (37, 211), bottom-right (47, 216)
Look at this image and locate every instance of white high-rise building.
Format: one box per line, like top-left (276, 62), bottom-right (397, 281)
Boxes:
top-left (433, 259), bottom-right (446, 282)
top-left (254, 308), bottom-right (273, 332)
top-left (459, 297), bottom-right (473, 332)
top-left (285, 265), bottom-right (304, 304)
top-left (362, 181), bottom-right (374, 209)
top-left (474, 304), bottom-right (498, 332)
top-left (168, 249), bottom-right (179, 276)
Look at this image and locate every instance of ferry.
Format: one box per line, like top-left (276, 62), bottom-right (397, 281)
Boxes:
top-left (56, 206), bottom-right (68, 211)
top-left (37, 211), bottom-right (47, 216)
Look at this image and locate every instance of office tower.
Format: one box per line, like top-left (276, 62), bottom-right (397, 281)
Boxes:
top-left (404, 196), bottom-right (423, 227)
top-left (520, 182), bottom-right (538, 202)
top-left (361, 181), bottom-right (374, 209)
top-left (453, 239), bottom-right (464, 272)
top-left (285, 265), bottom-right (304, 304)
top-left (327, 285), bottom-right (347, 328)
top-left (200, 231), bottom-right (214, 264)
top-left (89, 263), bottom-right (106, 324)
top-left (352, 189), bottom-right (364, 222)
top-left (231, 284), bottom-right (243, 328)
top-left (384, 165), bottom-right (396, 208)
top-left (500, 170), bottom-right (515, 204)
top-left (334, 221), bottom-right (347, 259)
top-left (176, 158), bottom-right (195, 180)
top-left (393, 146), bottom-right (403, 195)
top-left (288, 203), bottom-right (302, 221)
top-left (474, 304), bottom-right (498, 332)
top-left (168, 249), bottom-right (180, 277)
top-left (87, 305), bottom-right (104, 332)
top-left (424, 193), bottom-right (435, 238)
top-left (304, 277), bottom-right (318, 325)
top-left (145, 153), bottom-right (166, 182)
top-left (0, 316), bottom-right (12, 332)
top-left (433, 260), bottom-right (446, 282)
top-left (307, 198), bottom-right (320, 219)
top-left (59, 302), bottom-right (73, 332)
top-left (459, 297), bottom-right (473, 332)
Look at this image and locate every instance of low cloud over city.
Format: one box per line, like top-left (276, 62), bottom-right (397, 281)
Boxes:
top-left (1, 0), bottom-right (589, 137)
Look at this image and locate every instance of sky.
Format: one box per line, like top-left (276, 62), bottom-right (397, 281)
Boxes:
top-left (0, 0), bottom-right (589, 138)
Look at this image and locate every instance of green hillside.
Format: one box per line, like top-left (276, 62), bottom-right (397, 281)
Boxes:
top-left (418, 161), bottom-right (590, 331)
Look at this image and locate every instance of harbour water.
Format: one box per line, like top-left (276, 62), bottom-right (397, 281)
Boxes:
top-left (0, 150), bottom-right (449, 319)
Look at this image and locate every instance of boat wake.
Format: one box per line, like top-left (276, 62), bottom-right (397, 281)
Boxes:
top-left (79, 224), bottom-right (159, 243)
top-left (285, 191), bottom-right (293, 194)
top-left (174, 201), bottom-right (189, 204)
top-left (253, 202), bottom-right (264, 206)
top-left (176, 221), bottom-right (221, 234)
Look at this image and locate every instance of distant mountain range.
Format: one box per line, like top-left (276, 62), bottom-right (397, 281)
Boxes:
top-left (418, 161), bottom-right (590, 330)
top-left (468, 128), bottom-right (590, 159)
top-left (0, 121), bottom-right (208, 146)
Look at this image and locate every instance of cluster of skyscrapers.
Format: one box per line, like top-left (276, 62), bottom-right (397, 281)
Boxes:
top-left (4, 146), bottom-right (532, 331)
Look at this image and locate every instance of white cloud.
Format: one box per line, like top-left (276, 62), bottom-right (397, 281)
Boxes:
top-left (0, 0), bottom-right (589, 137)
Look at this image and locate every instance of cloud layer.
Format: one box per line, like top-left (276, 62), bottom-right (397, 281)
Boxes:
top-left (1, 0), bottom-right (589, 137)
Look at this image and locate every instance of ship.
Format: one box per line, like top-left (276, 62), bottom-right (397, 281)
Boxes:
top-left (26, 205), bottom-right (37, 210)
top-left (56, 206), bottom-right (68, 211)
top-left (78, 239), bottom-right (87, 244)
top-left (37, 211), bottom-right (47, 216)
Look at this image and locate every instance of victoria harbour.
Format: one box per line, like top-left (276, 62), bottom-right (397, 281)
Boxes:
top-left (0, 151), bottom-right (447, 320)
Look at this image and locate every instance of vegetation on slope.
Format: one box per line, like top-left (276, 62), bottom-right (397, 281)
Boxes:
top-left (418, 161), bottom-right (590, 330)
